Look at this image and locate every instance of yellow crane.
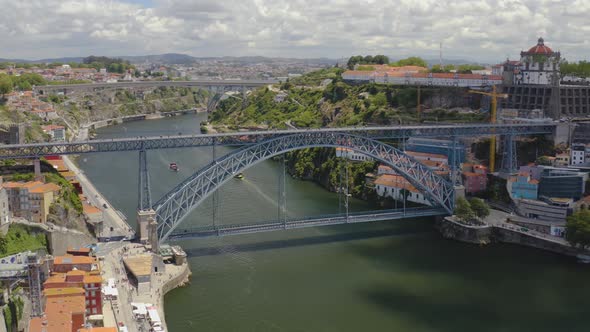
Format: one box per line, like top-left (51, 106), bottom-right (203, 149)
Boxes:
top-left (468, 85), bottom-right (508, 173)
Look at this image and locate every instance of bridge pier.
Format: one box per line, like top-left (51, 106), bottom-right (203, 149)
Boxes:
top-left (137, 209), bottom-right (159, 252)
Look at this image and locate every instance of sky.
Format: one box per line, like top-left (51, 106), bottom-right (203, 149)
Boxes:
top-left (1, 0), bottom-right (590, 63)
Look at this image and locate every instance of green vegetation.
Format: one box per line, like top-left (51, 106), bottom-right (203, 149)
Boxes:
top-left (0, 73), bottom-right (46, 92)
top-left (45, 172), bottom-right (83, 213)
top-left (454, 197), bottom-right (490, 224)
top-left (0, 224), bottom-right (47, 258)
top-left (430, 64), bottom-right (486, 73)
top-left (469, 197), bottom-right (490, 219)
top-left (455, 197), bottom-right (476, 223)
top-left (83, 55), bottom-right (134, 73)
top-left (560, 60), bottom-right (590, 78)
top-left (565, 209), bottom-right (590, 249)
top-left (4, 295), bottom-right (25, 332)
top-left (285, 148), bottom-right (377, 198)
top-left (356, 65), bottom-right (376, 71)
top-left (346, 55), bottom-right (390, 69)
top-left (211, 68), bottom-right (486, 130)
top-left (47, 79), bottom-right (92, 85)
top-left (389, 56), bottom-right (428, 68)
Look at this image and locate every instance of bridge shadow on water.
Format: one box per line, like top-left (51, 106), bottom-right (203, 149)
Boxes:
top-left (350, 229), bottom-right (589, 332)
top-left (182, 226), bottom-right (427, 258)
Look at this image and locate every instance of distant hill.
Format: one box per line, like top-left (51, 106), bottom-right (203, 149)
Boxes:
top-left (0, 54), bottom-right (339, 66)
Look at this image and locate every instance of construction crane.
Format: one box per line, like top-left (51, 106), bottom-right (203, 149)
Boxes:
top-left (468, 85), bottom-right (508, 173)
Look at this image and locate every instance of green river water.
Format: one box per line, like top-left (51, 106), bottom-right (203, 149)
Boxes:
top-left (79, 113), bottom-right (590, 332)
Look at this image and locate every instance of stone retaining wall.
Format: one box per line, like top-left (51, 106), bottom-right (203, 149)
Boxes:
top-left (436, 217), bottom-right (583, 258)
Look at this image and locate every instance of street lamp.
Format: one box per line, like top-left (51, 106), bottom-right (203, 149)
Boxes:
top-left (345, 193), bottom-right (352, 222)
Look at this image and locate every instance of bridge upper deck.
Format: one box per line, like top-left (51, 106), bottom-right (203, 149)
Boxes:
top-left (0, 123), bottom-right (555, 159)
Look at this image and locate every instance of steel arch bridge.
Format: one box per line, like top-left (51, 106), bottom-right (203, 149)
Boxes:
top-left (152, 132), bottom-right (455, 243)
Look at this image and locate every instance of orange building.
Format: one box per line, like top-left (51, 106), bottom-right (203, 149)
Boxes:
top-left (44, 270), bottom-right (103, 315)
top-left (29, 288), bottom-right (86, 332)
top-left (52, 255), bottom-right (98, 273)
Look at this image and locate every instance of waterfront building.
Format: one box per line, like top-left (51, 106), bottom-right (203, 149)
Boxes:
top-left (509, 173), bottom-right (539, 200)
top-left (462, 163), bottom-right (488, 194)
top-left (44, 270), bottom-right (103, 315)
top-left (335, 147), bottom-right (372, 162)
top-left (538, 168), bottom-right (587, 201)
top-left (3, 181), bottom-right (60, 223)
top-left (374, 174), bottom-right (431, 206)
top-left (515, 197), bottom-right (573, 223)
top-left (29, 287), bottom-right (86, 332)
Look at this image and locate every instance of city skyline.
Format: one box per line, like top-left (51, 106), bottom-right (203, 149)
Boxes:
top-left (1, 0), bottom-right (590, 63)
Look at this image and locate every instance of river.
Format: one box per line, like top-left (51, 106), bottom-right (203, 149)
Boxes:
top-left (79, 113), bottom-right (590, 332)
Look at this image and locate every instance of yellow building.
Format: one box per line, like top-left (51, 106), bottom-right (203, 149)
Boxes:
top-left (4, 181), bottom-right (60, 223)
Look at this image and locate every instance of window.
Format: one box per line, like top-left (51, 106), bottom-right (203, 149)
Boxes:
top-left (92, 299), bottom-right (96, 305)
top-left (91, 290), bottom-right (96, 297)
top-left (92, 308), bottom-right (97, 314)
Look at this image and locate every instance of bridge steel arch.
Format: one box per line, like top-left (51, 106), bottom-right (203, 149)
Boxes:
top-left (153, 132), bottom-right (455, 243)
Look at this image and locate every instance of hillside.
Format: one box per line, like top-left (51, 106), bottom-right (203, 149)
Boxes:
top-left (209, 67), bottom-right (487, 131)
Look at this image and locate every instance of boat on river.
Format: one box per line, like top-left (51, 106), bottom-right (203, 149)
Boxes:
top-left (169, 163), bottom-right (179, 172)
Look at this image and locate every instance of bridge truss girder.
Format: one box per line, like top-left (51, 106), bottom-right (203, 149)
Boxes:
top-left (0, 124), bottom-right (555, 160)
top-left (153, 132), bottom-right (455, 243)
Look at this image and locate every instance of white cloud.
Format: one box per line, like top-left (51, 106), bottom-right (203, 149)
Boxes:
top-left (0, 0), bottom-right (589, 62)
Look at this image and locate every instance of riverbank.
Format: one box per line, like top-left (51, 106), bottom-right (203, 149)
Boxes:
top-left (62, 155), bottom-right (135, 240)
top-left (436, 211), bottom-right (587, 261)
top-left (98, 242), bottom-right (191, 332)
top-left (77, 108), bottom-right (204, 140)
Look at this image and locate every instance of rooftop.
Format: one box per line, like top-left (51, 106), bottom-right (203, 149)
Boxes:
top-left (374, 174), bottom-right (419, 193)
top-left (123, 255), bottom-right (153, 277)
top-left (54, 255), bottom-right (96, 265)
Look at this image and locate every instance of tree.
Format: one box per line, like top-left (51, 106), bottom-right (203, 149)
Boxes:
top-left (469, 197), bottom-right (490, 219)
top-left (390, 57), bottom-right (428, 68)
top-left (454, 197), bottom-right (475, 223)
top-left (0, 234), bottom-right (6, 254)
top-left (565, 209), bottom-right (590, 248)
top-left (0, 74), bottom-right (13, 98)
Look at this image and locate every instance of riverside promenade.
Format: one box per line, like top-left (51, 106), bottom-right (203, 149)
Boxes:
top-left (98, 242), bottom-right (191, 332)
top-left (62, 155), bottom-right (135, 240)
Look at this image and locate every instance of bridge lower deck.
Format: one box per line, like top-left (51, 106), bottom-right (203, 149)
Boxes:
top-left (167, 208), bottom-right (447, 240)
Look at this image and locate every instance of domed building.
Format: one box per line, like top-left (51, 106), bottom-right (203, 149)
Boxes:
top-left (514, 37), bottom-right (561, 85)
top-left (501, 37), bottom-right (590, 120)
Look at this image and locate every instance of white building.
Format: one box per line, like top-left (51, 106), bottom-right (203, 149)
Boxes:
top-left (514, 38), bottom-right (560, 85)
top-left (336, 148), bottom-right (372, 162)
top-left (374, 174), bottom-right (431, 206)
top-left (571, 143), bottom-right (586, 165)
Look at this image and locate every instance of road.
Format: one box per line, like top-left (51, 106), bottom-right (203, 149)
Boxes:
top-left (61, 155), bottom-right (135, 240)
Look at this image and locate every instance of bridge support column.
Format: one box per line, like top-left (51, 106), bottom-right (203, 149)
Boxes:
top-left (137, 209), bottom-right (158, 252)
top-left (33, 158), bottom-right (42, 181)
top-left (500, 134), bottom-right (517, 175)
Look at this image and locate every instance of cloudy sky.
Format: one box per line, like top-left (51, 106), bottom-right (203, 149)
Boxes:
top-left (1, 0), bottom-right (589, 63)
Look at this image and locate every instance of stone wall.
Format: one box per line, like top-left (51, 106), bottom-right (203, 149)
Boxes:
top-left (436, 217), bottom-right (582, 258)
top-left (435, 217), bottom-right (493, 245)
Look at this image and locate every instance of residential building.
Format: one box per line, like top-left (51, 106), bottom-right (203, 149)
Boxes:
top-left (462, 164), bottom-right (488, 194)
top-left (52, 255), bottom-right (99, 273)
top-left (42, 125), bottom-right (66, 141)
top-left (335, 147), bottom-right (372, 162)
top-left (374, 174), bottom-right (431, 206)
top-left (509, 173), bottom-right (539, 200)
top-left (44, 270), bottom-right (103, 315)
top-left (571, 143), bottom-right (586, 165)
top-left (78, 328), bottom-right (117, 332)
top-left (29, 287), bottom-right (86, 332)
top-left (4, 181), bottom-right (60, 223)
top-left (554, 153), bottom-right (570, 166)
top-left (538, 168), bottom-right (587, 201)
